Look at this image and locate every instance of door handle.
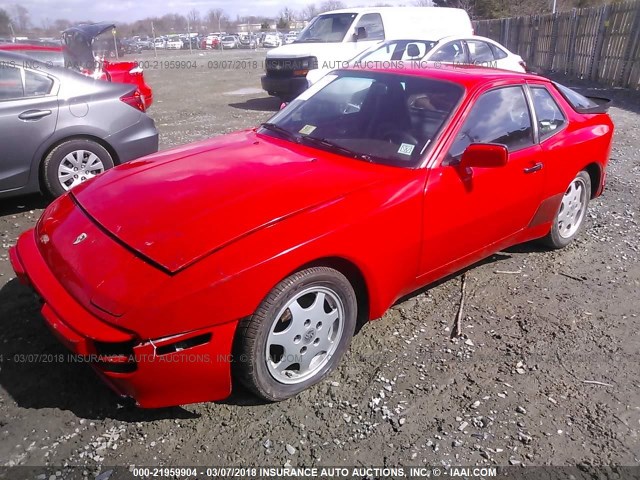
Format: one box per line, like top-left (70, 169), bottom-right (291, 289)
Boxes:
top-left (524, 162), bottom-right (543, 174)
top-left (18, 109), bottom-right (52, 120)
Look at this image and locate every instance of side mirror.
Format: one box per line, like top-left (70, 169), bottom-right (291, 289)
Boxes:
top-left (353, 27), bottom-right (367, 42)
top-left (460, 143), bottom-right (508, 169)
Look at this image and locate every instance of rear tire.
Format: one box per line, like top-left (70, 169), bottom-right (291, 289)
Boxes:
top-left (542, 170), bottom-right (591, 249)
top-left (42, 139), bottom-right (114, 198)
top-left (234, 267), bottom-right (357, 401)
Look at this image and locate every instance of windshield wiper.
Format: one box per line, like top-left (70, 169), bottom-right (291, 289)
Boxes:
top-left (300, 136), bottom-right (375, 163)
top-left (260, 123), bottom-right (300, 143)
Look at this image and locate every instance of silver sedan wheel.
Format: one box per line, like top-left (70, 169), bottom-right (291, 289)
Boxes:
top-left (558, 176), bottom-right (588, 239)
top-left (57, 149), bottom-right (105, 191)
top-left (266, 286), bottom-right (345, 385)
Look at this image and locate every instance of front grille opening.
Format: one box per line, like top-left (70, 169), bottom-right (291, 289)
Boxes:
top-left (156, 333), bottom-right (212, 356)
top-left (94, 340), bottom-right (137, 373)
top-left (94, 340), bottom-right (136, 356)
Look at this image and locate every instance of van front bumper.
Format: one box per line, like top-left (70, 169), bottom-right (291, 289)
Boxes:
top-left (261, 75), bottom-right (309, 99)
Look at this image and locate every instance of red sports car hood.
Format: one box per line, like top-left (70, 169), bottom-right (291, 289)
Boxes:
top-left (72, 131), bottom-right (383, 272)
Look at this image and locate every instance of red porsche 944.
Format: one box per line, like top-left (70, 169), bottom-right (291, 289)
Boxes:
top-left (10, 66), bottom-right (613, 407)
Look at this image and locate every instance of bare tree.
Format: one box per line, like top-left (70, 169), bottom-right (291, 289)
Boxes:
top-left (318, 1), bottom-right (346, 13)
top-left (280, 7), bottom-right (295, 22)
top-left (0, 8), bottom-right (11, 36)
top-left (10, 4), bottom-right (30, 33)
top-left (187, 9), bottom-right (201, 29)
top-left (207, 8), bottom-right (227, 32)
top-left (301, 4), bottom-right (319, 20)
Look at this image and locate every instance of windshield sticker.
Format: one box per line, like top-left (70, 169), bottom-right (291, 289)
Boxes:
top-left (398, 143), bottom-right (415, 156)
top-left (299, 125), bottom-right (317, 135)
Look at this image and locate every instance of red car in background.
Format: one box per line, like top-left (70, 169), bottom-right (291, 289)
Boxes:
top-left (10, 67), bottom-right (613, 408)
top-left (0, 23), bottom-right (153, 109)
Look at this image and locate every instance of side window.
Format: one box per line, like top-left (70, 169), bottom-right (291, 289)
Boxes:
top-left (0, 65), bottom-right (24, 100)
top-left (467, 40), bottom-right (495, 64)
top-left (430, 40), bottom-right (466, 63)
top-left (401, 42), bottom-right (430, 61)
top-left (489, 43), bottom-right (508, 60)
top-left (354, 13), bottom-right (385, 41)
top-left (448, 86), bottom-right (534, 159)
top-left (24, 70), bottom-right (54, 97)
top-left (531, 86), bottom-right (566, 140)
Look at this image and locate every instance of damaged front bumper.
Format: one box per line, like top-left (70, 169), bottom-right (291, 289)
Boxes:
top-left (9, 230), bottom-right (237, 408)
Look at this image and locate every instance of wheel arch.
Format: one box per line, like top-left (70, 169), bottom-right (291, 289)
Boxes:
top-left (38, 134), bottom-right (121, 185)
top-left (297, 257), bottom-right (371, 330)
top-left (583, 162), bottom-right (602, 198)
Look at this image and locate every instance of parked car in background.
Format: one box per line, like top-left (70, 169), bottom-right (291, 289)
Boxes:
top-left (122, 39), bottom-right (142, 54)
top-left (285, 32), bottom-right (299, 44)
top-left (154, 37), bottom-right (166, 49)
top-left (0, 51), bottom-right (158, 199)
top-left (238, 33), bottom-right (257, 49)
top-left (181, 35), bottom-right (201, 49)
top-left (220, 35), bottom-right (239, 49)
top-left (262, 6), bottom-right (473, 100)
top-left (263, 33), bottom-right (282, 48)
top-left (204, 34), bottom-right (220, 49)
top-left (0, 29), bottom-right (154, 109)
top-left (306, 36), bottom-right (527, 86)
top-left (9, 65), bottom-right (612, 407)
top-left (166, 35), bottom-right (183, 50)
top-left (136, 37), bottom-right (153, 49)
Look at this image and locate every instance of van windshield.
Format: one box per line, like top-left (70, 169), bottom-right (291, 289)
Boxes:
top-left (296, 13), bottom-right (357, 43)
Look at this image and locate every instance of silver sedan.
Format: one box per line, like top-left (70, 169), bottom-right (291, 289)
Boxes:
top-left (0, 51), bottom-right (158, 198)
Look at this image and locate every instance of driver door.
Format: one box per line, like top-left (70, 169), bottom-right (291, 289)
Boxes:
top-left (419, 85), bottom-right (545, 278)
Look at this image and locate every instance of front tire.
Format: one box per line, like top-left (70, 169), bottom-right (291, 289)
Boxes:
top-left (42, 139), bottom-right (114, 198)
top-left (543, 170), bottom-right (591, 249)
top-left (234, 267), bottom-right (357, 401)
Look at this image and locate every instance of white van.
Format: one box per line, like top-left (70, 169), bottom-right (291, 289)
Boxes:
top-left (261, 7), bottom-right (473, 100)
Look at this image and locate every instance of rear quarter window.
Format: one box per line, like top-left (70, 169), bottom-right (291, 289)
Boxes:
top-left (554, 82), bottom-right (609, 113)
top-left (24, 70), bottom-right (54, 97)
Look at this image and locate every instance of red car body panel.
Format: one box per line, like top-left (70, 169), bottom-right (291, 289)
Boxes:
top-left (0, 44), bottom-right (153, 108)
top-left (10, 67), bottom-right (613, 407)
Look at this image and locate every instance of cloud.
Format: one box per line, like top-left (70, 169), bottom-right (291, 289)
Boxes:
top-left (12, 0), bottom-right (413, 26)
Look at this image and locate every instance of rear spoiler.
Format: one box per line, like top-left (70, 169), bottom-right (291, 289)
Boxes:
top-left (580, 95), bottom-right (612, 114)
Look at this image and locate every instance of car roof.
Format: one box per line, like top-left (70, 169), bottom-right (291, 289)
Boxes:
top-left (344, 64), bottom-right (546, 89)
top-left (0, 43), bottom-right (63, 52)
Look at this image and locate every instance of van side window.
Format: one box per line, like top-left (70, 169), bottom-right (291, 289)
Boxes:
top-left (354, 14), bottom-right (385, 41)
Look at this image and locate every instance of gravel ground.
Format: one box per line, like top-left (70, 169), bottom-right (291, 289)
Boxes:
top-left (0, 49), bottom-right (638, 473)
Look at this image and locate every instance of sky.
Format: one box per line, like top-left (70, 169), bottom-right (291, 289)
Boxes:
top-left (9, 0), bottom-right (415, 26)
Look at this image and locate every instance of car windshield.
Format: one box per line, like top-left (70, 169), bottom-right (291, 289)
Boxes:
top-left (296, 13), bottom-right (357, 43)
top-left (260, 71), bottom-right (463, 167)
top-left (354, 40), bottom-right (438, 66)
